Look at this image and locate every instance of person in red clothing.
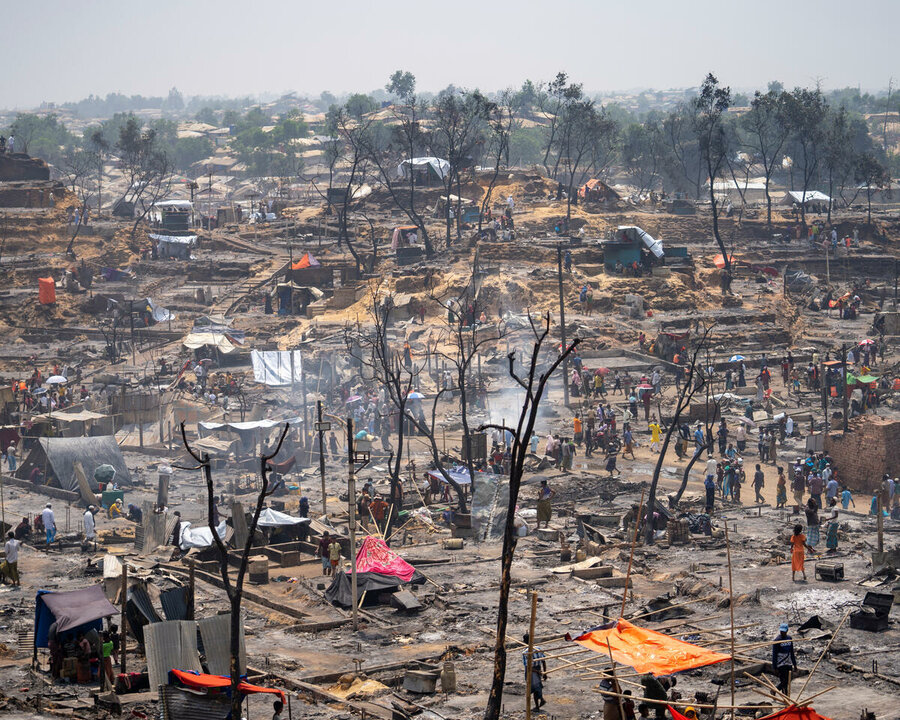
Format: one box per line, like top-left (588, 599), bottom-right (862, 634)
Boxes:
top-left (370, 496), bottom-right (389, 533)
top-left (317, 532), bottom-right (333, 575)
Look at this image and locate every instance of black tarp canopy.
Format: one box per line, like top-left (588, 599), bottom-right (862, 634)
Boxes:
top-left (324, 570), bottom-right (425, 608)
top-left (35, 586), bottom-right (118, 647)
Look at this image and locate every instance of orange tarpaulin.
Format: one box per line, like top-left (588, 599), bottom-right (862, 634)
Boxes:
top-left (169, 669), bottom-right (286, 702)
top-left (291, 252), bottom-right (320, 270)
top-left (758, 706), bottom-right (832, 720)
top-left (567, 619), bottom-right (729, 676)
top-left (713, 253), bottom-right (736, 269)
top-left (38, 277), bottom-right (56, 305)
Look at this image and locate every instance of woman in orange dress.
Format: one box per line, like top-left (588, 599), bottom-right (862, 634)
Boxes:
top-left (790, 524), bottom-right (814, 582)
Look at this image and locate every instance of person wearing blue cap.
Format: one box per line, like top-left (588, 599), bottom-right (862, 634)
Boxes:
top-left (772, 623), bottom-right (797, 694)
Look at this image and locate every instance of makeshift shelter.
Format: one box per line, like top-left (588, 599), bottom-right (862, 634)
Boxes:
top-left (150, 200), bottom-right (193, 231)
top-left (396, 157), bottom-right (449, 182)
top-left (566, 619), bottom-right (729, 676)
top-left (251, 349), bottom-right (303, 386)
top-left (151, 233), bottom-right (197, 260)
top-left (601, 226), bottom-right (664, 270)
top-left (16, 436), bottom-right (131, 491)
top-left (183, 331), bottom-right (240, 354)
top-left (356, 536), bottom-right (418, 581)
top-left (780, 190), bottom-right (831, 212)
top-left (34, 586), bottom-right (118, 648)
top-left (290, 252), bottom-right (320, 270)
top-left (579, 178), bottom-right (620, 203)
top-left (325, 570), bottom-right (425, 608)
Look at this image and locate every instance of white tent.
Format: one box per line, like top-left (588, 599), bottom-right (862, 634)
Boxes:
top-left (780, 190), bottom-right (831, 206)
top-left (396, 157), bottom-right (449, 180)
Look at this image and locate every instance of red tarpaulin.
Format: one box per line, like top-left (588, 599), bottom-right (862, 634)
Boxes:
top-left (758, 707), bottom-right (832, 720)
top-left (568, 619), bottom-right (729, 676)
top-left (170, 669), bottom-right (285, 702)
top-left (668, 706), bottom-right (691, 720)
top-left (355, 536), bottom-right (416, 582)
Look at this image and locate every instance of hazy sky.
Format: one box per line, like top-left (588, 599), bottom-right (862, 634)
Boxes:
top-left (3, 0), bottom-right (898, 109)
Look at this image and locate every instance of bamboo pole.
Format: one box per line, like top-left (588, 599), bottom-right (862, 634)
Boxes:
top-left (742, 672), bottom-right (793, 706)
top-left (606, 639), bottom-right (626, 720)
top-left (724, 522), bottom-right (736, 719)
top-left (620, 488), bottom-right (645, 618)
top-left (525, 591), bottom-right (537, 720)
top-left (795, 608), bottom-right (853, 703)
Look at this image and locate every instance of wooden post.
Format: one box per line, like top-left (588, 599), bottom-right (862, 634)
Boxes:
top-left (840, 344), bottom-right (848, 433)
top-left (620, 488), bottom-right (645, 618)
top-left (120, 563), bottom-right (128, 674)
top-left (877, 497), bottom-right (884, 552)
top-left (188, 560), bottom-right (195, 621)
top-left (724, 523), bottom-right (736, 718)
top-left (525, 590), bottom-right (538, 720)
top-left (318, 400), bottom-right (327, 515)
top-left (557, 243), bottom-right (570, 407)
top-left (347, 419), bottom-right (358, 631)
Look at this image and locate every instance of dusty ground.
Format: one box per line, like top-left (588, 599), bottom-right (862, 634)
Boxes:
top-left (0, 175), bottom-right (899, 719)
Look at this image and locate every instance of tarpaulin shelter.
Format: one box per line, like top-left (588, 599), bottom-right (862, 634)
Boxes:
top-left (38, 277), bottom-right (56, 305)
top-left (324, 570), bottom-right (425, 608)
top-left (757, 707), bottom-right (832, 720)
top-left (16, 435), bottom-right (132, 491)
top-left (356, 536), bottom-right (417, 581)
top-left (396, 156), bottom-right (449, 181)
top-left (290, 252), bottom-right (320, 270)
top-left (169, 669), bottom-right (286, 702)
top-left (150, 233), bottom-right (197, 260)
top-left (250, 349), bottom-right (303, 386)
top-left (34, 586), bottom-right (118, 648)
top-left (579, 178), bottom-right (620, 202)
top-left (183, 331), bottom-right (240, 354)
top-left (566, 619), bottom-right (729, 676)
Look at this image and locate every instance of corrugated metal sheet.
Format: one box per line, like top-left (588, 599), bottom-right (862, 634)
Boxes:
top-left (159, 684), bottom-right (230, 720)
top-left (198, 613), bottom-right (245, 676)
top-left (126, 585), bottom-right (163, 644)
top-left (160, 587), bottom-right (189, 621)
top-left (145, 620), bottom-right (201, 691)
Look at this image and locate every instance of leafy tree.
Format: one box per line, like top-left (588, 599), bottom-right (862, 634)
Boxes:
top-left (622, 118), bottom-right (663, 195)
top-left (855, 152), bottom-right (889, 224)
top-left (173, 137), bottom-right (214, 173)
top-left (6, 113), bottom-right (75, 166)
top-left (194, 107), bottom-right (218, 125)
top-left (163, 87), bottom-right (185, 112)
top-left (386, 70), bottom-right (416, 103)
top-left (660, 104), bottom-right (704, 199)
top-left (783, 87), bottom-right (827, 226)
top-left (742, 90), bottom-right (790, 225)
top-left (345, 93), bottom-right (378, 119)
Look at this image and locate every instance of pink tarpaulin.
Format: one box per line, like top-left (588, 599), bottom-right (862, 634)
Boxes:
top-left (355, 536), bottom-right (416, 582)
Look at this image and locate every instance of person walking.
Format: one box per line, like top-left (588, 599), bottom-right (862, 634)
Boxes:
top-left (804, 498), bottom-right (820, 547)
top-left (825, 497), bottom-right (840, 552)
top-left (776, 467), bottom-right (787, 509)
top-left (753, 464), bottom-right (765, 504)
top-left (704, 475), bottom-right (716, 514)
top-left (790, 524), bottom-right (814, 582)
top-left (41, 503), bottom-right (56, 544)
top-left (522, 633), bottom-right (547, 711)
top-left (317, 532), bottom-right (333, 576)
top-left (2, 532), bottom-right (21, 587)
top-left (772, 623), bottom-right (798, 693)
top-left (6, 443), bottom-right (16, 472)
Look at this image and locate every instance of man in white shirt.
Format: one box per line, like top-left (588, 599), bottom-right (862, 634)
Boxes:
top-left (41, 503), bottom-right (56, 544)
top-left (6, 444), bottom-right (15, 472)
top-left (705, 455), bottom-right (718, 481)
top-left (83, 505), bottom-right (97, 548)
top-left (2, 532), bottom-right (21, 586)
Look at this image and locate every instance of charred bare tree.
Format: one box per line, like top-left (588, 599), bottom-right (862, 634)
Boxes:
top-left (478, 92), bottom-right (514, 235)
top-left (114, 117), bottom-right (173, 239)
top-left (62, 147), bottom-right (95, 257)
top-left (479, 314), bottom-right (579, 720)
top-left (180, 421), bottom-right (289, 720)
top-left (742, 90), bottom-right (789, 226)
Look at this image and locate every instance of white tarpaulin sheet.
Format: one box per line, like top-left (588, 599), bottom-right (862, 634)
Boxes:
top-left (256, 508), bottom-right (310, 527)
top-left (397, 156), bottom-right (449, 180)
top-left (183, 332), bottom-right (238, 353)
top-left (178, 520), bottom-right (227, 550)
top-left (199, 416), bottom-right (302, 432)
top-left (251, 349), bottom-right (303, 386)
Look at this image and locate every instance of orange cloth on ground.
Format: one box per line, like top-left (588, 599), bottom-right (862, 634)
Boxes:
top-left (791, 534), bottom-right (806, 572)
top-left (568, 619), bottom-right (729, 676)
